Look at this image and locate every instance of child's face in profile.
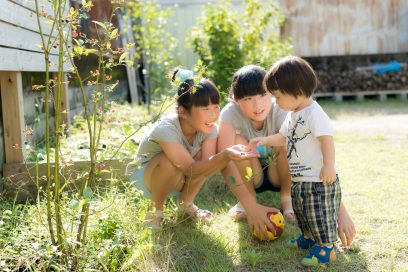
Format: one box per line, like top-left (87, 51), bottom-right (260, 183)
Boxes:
top-left (272, 90), bottom-right (309, 112)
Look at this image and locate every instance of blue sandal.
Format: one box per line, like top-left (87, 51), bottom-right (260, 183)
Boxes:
top-left (288, 234), bottom-right (316, 249)
top-left (302, 245), bottom-right (336, 266)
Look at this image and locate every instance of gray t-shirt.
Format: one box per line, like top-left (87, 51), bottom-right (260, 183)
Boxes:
top-left (279, 101), bottom-right (334, 182)
top-left (220, 100), bottom-right (287, 165)
top-left (135, 114), bottom-right (218, 164)
top-left (220, 101), bottom-right (287, 139)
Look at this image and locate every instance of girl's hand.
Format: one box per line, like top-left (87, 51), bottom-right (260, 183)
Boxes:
top-left (245, 202), bottom-right (280, 240)
top-left (337, 203), bottom-right (356, 247)
top-left (319, 165), bottom-right (337, 184)
top-left (226, 144), bottom-right (258, 161)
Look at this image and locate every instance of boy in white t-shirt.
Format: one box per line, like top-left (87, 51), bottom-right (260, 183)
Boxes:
top-left (249, 56), bottom-right (341, 266)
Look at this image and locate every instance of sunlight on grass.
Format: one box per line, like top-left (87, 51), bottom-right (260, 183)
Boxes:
top-left (1, 100), bottom-right (407, 271)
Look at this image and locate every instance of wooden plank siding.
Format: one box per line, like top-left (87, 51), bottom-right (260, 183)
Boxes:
top-left (0, 47), bottom-right (61, 72)
top-left (2, 159), bottom-right (131, 201)
top-left (0, 0), bottom-right (54, 34)
top-left (0, 0), bottom-right (71, 173)
top-left (280, 0), bottom-right (408, 57)
top-left (0, 0), bottom-right (70, 72)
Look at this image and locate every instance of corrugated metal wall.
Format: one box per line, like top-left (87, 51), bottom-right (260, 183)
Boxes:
top-left (159, 0), bottom-right (408, 65)
top-left (280, 0), bottom-right (408, 57)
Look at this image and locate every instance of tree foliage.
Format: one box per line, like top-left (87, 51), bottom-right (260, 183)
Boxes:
top-left (189, 0), bottom-right (293, 98)
top-left (127, 0), bottom-right (177, 106)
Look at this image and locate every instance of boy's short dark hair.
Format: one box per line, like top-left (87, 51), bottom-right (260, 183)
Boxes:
top-left (264, 56), bottom-right (317, 98)
top-left (229, 65), bottom-right (267, 100)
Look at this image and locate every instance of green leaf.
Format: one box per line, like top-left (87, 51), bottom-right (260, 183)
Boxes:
top-left (110, 29), bottom-right (119, 39)
top-left (124, 60), bottom-right (134, 66)
top-left (74, 46), bottom-right (83, 55)
top-left (122, 124), bottom-right (132, 134)
top-left (229, 176), bottom-right (236, 186)
top-left (70, 199), bottom-right (79, 210)
top-left (83, 187), bottom-right (93, 199)
top-left (83, 49), bottom-right (98, 56)
top-left (119, 52), bottom-right (129, 62)
top-left (93, 21), bottom-right (107, 30)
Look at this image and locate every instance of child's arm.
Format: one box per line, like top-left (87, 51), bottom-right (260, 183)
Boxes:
top-left (317, 135), bottom-right (337, 184)
top-left (248, 133), bottom-right (286, 150)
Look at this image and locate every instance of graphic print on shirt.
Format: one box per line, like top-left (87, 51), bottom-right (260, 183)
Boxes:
top-left (286, 116), bottom-right (311, 177)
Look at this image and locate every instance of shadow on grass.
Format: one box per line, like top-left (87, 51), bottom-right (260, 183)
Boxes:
top-left (142, 176), bottom-right (236, 271)
top-left (144, 213), bottom-right (236, 271)
top-left (235, 192), bottom-right (368, 271)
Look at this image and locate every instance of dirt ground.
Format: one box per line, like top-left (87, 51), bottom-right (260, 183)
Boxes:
top-left (332, 113), bottom-right (408, 138)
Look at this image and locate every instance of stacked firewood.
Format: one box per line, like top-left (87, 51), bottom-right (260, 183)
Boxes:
top-left (315, 70), bottom-right (408, 93)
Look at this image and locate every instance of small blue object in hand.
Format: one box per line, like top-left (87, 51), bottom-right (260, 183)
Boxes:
top-left (256, 145), bottom-right (268, 158)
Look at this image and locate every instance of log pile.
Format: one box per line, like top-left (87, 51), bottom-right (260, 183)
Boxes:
top-left (315, 70), bottom-right (408, 93)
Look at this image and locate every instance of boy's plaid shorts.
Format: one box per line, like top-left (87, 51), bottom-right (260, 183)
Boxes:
top-left (291, 178), bottom-right (341, 244)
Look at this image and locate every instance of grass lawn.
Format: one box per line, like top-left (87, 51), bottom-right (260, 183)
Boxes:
top-left (138, 99), bottom-right (408, 271)
top-left (1, 99), bottom-right (407, 271)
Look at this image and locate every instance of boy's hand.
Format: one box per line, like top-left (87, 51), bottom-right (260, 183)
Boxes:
top-left (248, 137), bottom-right (269, 152)
top-left (319, 165), bottom-right (337, 184)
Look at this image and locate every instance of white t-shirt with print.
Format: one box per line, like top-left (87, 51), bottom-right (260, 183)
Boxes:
top-left (279, 101), bottom-right (334, 182)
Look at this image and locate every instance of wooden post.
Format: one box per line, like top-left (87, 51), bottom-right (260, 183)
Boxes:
top-left (334, 93), bottom-right (343, 102)
top-left (0, 71), bottom-right (25, 163)
top-left (400, 91), bottom-right (407, 101)
top-left (357, 93), bottom-right (365, 101)
top-left (378, 93), bottom-right (387, 101)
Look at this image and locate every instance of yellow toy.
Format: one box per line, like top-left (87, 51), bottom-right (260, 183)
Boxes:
top-left (253, 211), bottom-right (285, 241)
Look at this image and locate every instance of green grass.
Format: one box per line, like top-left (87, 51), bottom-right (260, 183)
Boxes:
top-left (1, 99), bottom-right (407, 271)
top-left (319, 98), bottom-right (408, 120)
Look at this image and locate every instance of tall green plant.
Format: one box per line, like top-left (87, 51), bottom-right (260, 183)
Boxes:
top-left (189, 0), bottom-right (292, 98)
top-left (127, 0), bottom-right (177, 111)
top-left (34, 0), bottom-right (133, 268)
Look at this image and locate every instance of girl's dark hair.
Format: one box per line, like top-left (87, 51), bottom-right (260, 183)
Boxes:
top-left (229, 65), bottom-right (267, 100)
top-left (264, 56), bottom-right (317, 98)
top-left (171, 68), bottom-right (220, 110)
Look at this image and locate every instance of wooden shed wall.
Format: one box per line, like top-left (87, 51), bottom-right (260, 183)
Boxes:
top-left (280, 0), bottom-right (408, 57)
top-left (0, 0), bottom-right (65, 72)
top-left (158, 0), bottom-right (408, 66)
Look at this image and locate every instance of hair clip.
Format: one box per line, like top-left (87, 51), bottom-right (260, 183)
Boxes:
top-left (173, 69), bottom-right (194, 92)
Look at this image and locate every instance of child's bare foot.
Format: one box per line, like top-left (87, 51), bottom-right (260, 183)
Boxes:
top-left (228, 202), bottom-right (246, 221)
top-left (178, 203), bottom-right (213, 224)
top-left (283, 209), bottom-right (297, 223)
top-left (144, 210), bottom-right (164, 230)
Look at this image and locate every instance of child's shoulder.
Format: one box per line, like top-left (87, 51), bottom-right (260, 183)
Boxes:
top-left (310, 101), bottom-right (331, 119)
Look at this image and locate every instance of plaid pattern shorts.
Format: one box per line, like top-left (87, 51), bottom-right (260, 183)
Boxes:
top-left (291, 178), bottom-right (341, 244)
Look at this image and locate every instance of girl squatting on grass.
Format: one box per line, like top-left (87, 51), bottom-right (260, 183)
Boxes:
top-left (218, 65), bottom-right (294, 239)
top-left (219, 64), bottom-right (355, 247)
top-left (126, 68), bottom-right (257, 230)
top-left (249, 56), bottom-right (346, 266)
